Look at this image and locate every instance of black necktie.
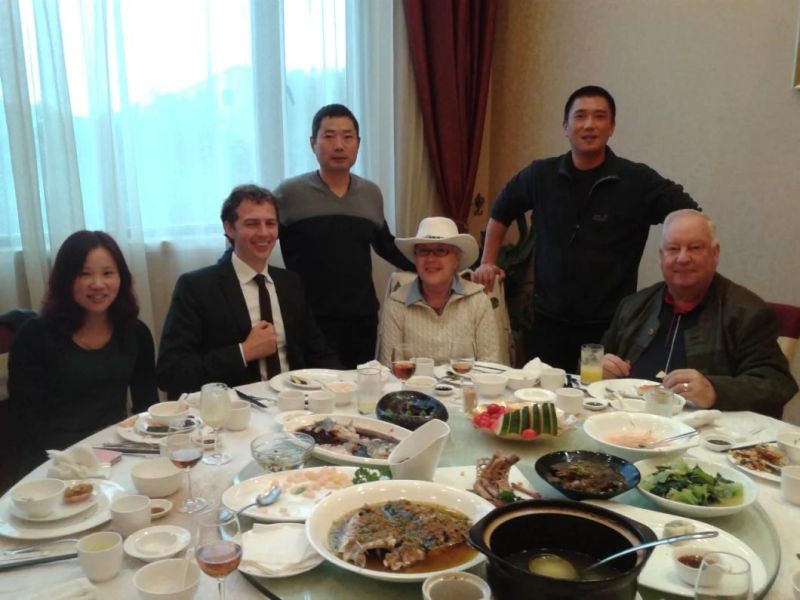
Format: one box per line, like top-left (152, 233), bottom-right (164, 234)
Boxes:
top-left (254, 274), bottom-right (282, 378)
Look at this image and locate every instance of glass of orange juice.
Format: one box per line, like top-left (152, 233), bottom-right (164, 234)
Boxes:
top-left (580, 343), bottom-right (604, 384)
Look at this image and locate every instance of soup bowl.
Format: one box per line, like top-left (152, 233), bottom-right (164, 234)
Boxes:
top-left (467, 499), bottom-right (656, 600)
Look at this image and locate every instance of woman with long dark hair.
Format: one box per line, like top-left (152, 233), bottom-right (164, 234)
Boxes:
top-left (9, 231), bottom-right (157, 472)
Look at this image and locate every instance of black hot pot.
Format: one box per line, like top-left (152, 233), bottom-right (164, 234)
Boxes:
top-left (468, 499), bottom-right (657, 600)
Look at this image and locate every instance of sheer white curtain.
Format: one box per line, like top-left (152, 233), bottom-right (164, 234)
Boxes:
top-left (0, 0), bottom-right (397, 340)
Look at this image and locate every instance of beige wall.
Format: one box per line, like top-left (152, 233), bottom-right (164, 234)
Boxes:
top-left (475, 0), bottom-right (800, 416)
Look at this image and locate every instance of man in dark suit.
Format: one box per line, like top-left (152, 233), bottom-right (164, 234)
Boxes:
top-left (157, 184), bottom-right (341, 398)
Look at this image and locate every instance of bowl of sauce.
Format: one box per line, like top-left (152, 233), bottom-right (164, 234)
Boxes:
top-left (701, 433), bottom-right (736, 452)
top-left (672, 544), bottom-right (718, 586)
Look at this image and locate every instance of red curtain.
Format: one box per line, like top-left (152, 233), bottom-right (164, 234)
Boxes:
top-left (403, 0), bottom-right (498, 231)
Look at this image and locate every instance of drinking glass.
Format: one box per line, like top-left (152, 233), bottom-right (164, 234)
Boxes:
top-left (693, 552), bottom-right (752, 600)
top-left (450, 339), bottom-right (476, 381)
top-left (580, 343), bottom-right (604, 384)
top-left (164, 418), bottom-right (207, 514)
top-left (201, 382), bottom-right (232, 465)
top-left (196, 508), bottom-right (242, 600)
top-left (391, 343), bottom-right (416, 385)
top-left (357, 366), bottom-right (382, 414)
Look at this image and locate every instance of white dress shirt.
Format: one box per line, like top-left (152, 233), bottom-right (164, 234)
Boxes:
top-left (230, 252), bottom-right (289, 378)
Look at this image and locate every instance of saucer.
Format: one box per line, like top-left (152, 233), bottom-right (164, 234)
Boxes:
top-left (124, 525), bottom-right (191, 562)
top-left (8, 489), bottom-right (99, 522)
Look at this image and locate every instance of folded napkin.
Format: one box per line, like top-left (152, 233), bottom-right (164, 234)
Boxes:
top-left (357, 360), bottom-right (390, 379)
top-left (240, 523), bottom-right (321, 577)
top-left (46, 445), bottom-right (107, 479)
top-left (676, 409), bottom-right (721, 429)
top-left (27, 577), bottom-right (96, 600)
top-left (521, 357), bottom-right (550, 378)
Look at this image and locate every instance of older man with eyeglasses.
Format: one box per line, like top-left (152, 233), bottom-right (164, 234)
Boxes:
top-left (377, 217), bottom-right (501, 366)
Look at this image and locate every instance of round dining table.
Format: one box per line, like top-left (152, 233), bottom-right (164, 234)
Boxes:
top-left (1, 373), bottom-right (798, 600)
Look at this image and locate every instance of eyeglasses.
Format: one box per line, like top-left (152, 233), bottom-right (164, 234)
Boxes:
top-left (413, 245), bottom-right (453, 257)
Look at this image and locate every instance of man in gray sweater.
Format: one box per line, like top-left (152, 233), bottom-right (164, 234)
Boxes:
top-left (275, 104), bottom-right (412, 368)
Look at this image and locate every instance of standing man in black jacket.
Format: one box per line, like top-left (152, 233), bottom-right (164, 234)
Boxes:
top-left (474, 86), bottom-right (699, 372)
top-left (275, 104), bottom-right (413, 368)
top-left (157, 185), bottom-right (340, 398)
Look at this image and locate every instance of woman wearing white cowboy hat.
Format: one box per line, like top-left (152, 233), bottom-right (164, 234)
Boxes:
top-left (378, 217), bottom-right (501, 366)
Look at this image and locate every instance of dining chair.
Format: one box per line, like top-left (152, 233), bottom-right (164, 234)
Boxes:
top-left (767, 302), bottom-right (800, 364)
top-left (0, 309), bottom-right (37, 494)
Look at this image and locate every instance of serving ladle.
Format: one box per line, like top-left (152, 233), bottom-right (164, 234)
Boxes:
top-left (584, 529), bottom-right (718, 573)
top-left (527, 530), bottom-right (718, 580)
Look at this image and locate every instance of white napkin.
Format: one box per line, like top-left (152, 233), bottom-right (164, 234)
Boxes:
top-left (27, 577), bottom-right (96, 600)
top-left (46, 445), bottom-right (106, 479)
top-left (522, 357), bottom-right (550, 379)
top-left (676, 409), bottom-right (721, 429)
top-left (240, 523), bottom-right (320, 577)
top-left (356, 360), bottom-right (391, 379)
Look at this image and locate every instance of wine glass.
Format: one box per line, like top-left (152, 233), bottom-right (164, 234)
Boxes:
top-left (693, 552), bottom-right (752, 599)
top-left (164, 417), bottom-right (207, 513)
top-left (201, 382), bottom-right (232, 465)
top-left (450, 339), bottom-right (476, 381)
top-left (391, 343), bottom-right (416, 386)
top-left (196, 508), bottom-right (242, 600)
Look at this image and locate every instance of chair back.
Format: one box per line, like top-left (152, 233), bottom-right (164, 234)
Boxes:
top-left (767, 302), bottom-right (800, 364)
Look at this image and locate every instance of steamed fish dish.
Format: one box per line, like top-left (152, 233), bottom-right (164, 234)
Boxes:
top-left (641, 460), bottom-right (743, 507)
top-left (329, 499), bottom-right (473, 572)
top-left (296, 418), bottom-right (399, 459)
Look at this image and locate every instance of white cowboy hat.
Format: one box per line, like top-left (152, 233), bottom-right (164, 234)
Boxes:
top-left (396, 217), bottom-right (479, 271)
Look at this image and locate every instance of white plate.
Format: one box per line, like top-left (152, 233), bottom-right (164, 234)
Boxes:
top-left (8, 486), bottom-right (99, 523)
top-left (283, 414), bottom-right (411, 467)
top-left (223, 465), bottom-right (532, 523)
top-left (275, 410), bottom-right (313, 428)
top-left (470, 401), bottom-right (569, 442)
top-left (123, 525), bottom-right (191, 562)
top-left (635, 457), bottom-right (758, 518)
top-left (117, 413), bottom-right (201, 443)
top-left (0, 480), bottom-right (124, 540)
top-left (305, 480), bottom-right (494, 582)
top-left (727, 451), bottom-right (781, 483)
top-left (587, 500), bottom-right (768, 598)
top-left (588, 379), bottom-right (687, 415)
top-left (269, 369), bottom-right (348, 392)
top-left (583, 412), bottom-right (698, 463)
top-left (223, 466), bottom-right (357, 522)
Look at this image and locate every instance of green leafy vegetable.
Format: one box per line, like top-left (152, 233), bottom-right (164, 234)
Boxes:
top-left (352, 466), bottom-right (392, 485)
top-left (496, 490), bottom-right (522, 503)
top-left (641, 460), bottom-right (742, 506)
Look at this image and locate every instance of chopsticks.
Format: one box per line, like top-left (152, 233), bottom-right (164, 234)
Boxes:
top-left (235, 389), bottom-right (273, 408)
top-left (0, 552), bottom-right (77, 571)
top-left (93, 443), bottom-right (161, 454)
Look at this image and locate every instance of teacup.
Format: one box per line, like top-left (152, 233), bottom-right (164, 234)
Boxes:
top-left (781, 465), bottom-right (800, 506)
top-left (278, 390), bottom-right (305, 412)
top-left (388, 419), bottom-right (450, 481)
top-left (414, 357), bottom-right (435, 377)
top-left (111, 494), bottom-right (151, 537)
top-left (226, 399), bottom-right (251, 431)
top-left (540, 368), bottom-right (566, 391)
top-left (78, 531), bottom-right (123, 582)
top-left (555, 387), bottom-right (584, 414)
top-left (307, 390), bottom-right (335, 414)
top-left (326, 381), bottom-right (357, 406)
top-left (423, 571), bottom-right (491, 600)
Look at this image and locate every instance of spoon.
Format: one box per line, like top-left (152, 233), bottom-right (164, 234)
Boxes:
top-left (235, 483), bottom-right (282, 515)
top-left (583, 530), bottom-right (718, 573)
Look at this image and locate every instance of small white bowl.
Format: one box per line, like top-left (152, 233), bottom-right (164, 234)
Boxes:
top-left (672, 544), bottom-right (717, 586)
top-left (131, 458), bottom-right (183, 498)
top-left (133, 558), bottom-right (200, 600)
top-left (434, 384), bottom-right (455, 397)
top-left (778, 431), bottom-right (800, 463)
top-left (472, 373), bottom-right (508, 397)
top-left (147, 401), bottom-right (190, 426)
top-left (513, 388), bottom-right (557, 403)
top-left (504, 369), bottom-right (538, 390)
top-left (701, 432), bottom-right (737, 452)
top-left (149, 499), bottom-right (173, 520)
top-left (405, 375), bottom-right (437, 393)
top-left (325, 381), bottom-right (357, 406)
top-left (10, 479), bottom-right (66, 518)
